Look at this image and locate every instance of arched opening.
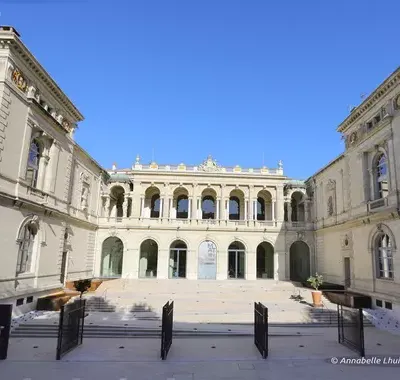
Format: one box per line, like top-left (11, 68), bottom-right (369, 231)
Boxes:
top-left (198, 240), bottom-right (217, 279)
top-left (256, 242), bottom-right (274, 279)
top-left (291, 192), bottom-right (305, 222)
top-left (110, 186), bottom-right (125, 218)
top-left (202, 196), bottom-right (215, 219)
top-left (16, 219), bottom-right (39, 275)
top-left (229, 189), bottom-right (245, 220)
top-left (374, 153), bottom-right (388, 199)
top-left (100, 237), bottom-right (124, 277)
top-left (173, 187), bottom-right (189, 219)
top-left (139, 239), bottom-right (158, 278)
top-left (144, 186), bottom-right (161, 218)
top-left (289, 241), bottom-right (310, 282)
top-left (257, 190), bottom-right (272, 221)
top-left (228, 241), bottom-right (245, 279)
top-left (229, 196), bottom-right (240, 220)
top-left (151, 194), bottom-right (160, 218)
top-left (375, 233), bottom-right (393, 279)
top-left (169, 240), bottom-right (187, 278)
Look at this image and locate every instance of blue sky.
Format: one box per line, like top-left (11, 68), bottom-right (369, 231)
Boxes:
top-left (2, 0), bottom-right (399, 179)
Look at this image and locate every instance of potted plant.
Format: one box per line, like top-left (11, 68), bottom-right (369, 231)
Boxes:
top-left (307, 273), bottom-right (324, 306)
top-left (74, 279), bottom-right (92, 299)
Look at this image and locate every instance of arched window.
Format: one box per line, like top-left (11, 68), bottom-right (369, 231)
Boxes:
top-left (375, 153), bottom-right (388, 199)
top-left (202, 196), bottom-right (215, 219)
top-left (257, 197), bottom-right (265, 220)
top-left (229, 196), bottom-right (240, 220)
top-left (150, 194), bottom-right (160, 218)
top-left (26, 139), bottom-right (40, 187)
top-left (376, 234), bottom-right (393, 279)
top-left (176, 195), bottom-right (188, 219)
top-left (17, 221), bottom-right (38, 274)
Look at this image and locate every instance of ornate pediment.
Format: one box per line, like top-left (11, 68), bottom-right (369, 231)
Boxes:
top-left (198, 155), bottom-right (222, 172)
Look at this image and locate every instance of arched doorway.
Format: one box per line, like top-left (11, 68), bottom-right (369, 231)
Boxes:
top-left (289, 241), bottom-right (310, 282)
top-left (139, 239), bottom-right (158, 278)
top-left (228, 241), bottom-right (245, 279)
top-left (101, 237), bottom-right (124, 277)
top-left (169, 240), bottom-right (187, 278)
top-left (256, 242), bottom-right (274, 279)
top-left (198, 240), bottom-right (217, 279)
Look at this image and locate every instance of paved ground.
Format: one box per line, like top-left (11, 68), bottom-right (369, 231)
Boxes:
top-left (4, 280), bottom-right (400, 379)
top-left (2, 326), bottom-right (400, 379)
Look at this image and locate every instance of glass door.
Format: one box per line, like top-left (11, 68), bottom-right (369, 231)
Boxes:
top-left (228, 250), bottom-right (245, 279)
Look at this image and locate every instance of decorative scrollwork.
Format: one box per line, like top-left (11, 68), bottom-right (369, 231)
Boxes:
top-left (12, 68), bottom-right (27, 92)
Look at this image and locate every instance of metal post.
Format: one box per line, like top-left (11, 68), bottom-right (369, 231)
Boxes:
top-left (56, 305), bottom-right (65, 360)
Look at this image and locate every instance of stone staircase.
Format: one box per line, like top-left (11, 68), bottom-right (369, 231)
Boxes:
top-left (10, 280), bottom-right (373, 338)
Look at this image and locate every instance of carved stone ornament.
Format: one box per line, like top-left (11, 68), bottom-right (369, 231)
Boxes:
top-left (297, 231), bottom-right (305, 240)
top-left (350, 131), bottom-right (357, 145)
top-left (326, 179), bottom-right (336, 191)
top-left (327, 196), bottom-right (334, 216)
top-left (12, 68), bottom-right (27, 92)
top-left (395, 94), bottom-right (400, 110)
top-left (377, 223), bottom-right (383, 232)
top-left (62, 119), bottom-right (71, 133)
top-left (109, 227), bottom-right (117, 236)
top-left (198, 155), bottom-right (222, 172)
top-left (80, 172), bottom-right (90, 184)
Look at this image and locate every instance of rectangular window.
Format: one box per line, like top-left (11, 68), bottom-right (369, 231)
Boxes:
top-left (16, 298), bottom-right (24, 306)
top-left (376, 299), bottom-right (383, 307)
top-left (385, 302), bottom-right (392, 310)
top-left (26, 296), bottom-right (34, 303)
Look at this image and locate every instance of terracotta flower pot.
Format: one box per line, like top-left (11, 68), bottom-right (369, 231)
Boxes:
top-left (311, 290), bottom-right (322, 306)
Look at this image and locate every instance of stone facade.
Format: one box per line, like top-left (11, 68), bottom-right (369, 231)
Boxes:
top-left (0, 27), bottom-right (106, 313)
top-left (0, 26), bottom-right (399, 315)
top-left (306, 67), bottom-right (400, 315)
top-left (96, 157), bottom-right (314, 282)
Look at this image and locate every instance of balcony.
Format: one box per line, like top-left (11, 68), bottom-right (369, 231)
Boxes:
top-left (368, 197), bottom-right (387, 212)
top-left (98, 216), bottom-right (284, 230)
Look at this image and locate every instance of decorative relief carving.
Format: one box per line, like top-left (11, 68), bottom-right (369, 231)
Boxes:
top-left (350, 131), bottom-right (357, 145)
top-left (395, 94), bottom-right (400, 110)
top-left (297, 231), bottom-right (305, 240)
top-left (341, 233), bottom-right (353, 250)
top-left (198, 155), bottom-right (222, 172)
top-left (12, 68), bottom-right (27, 92)
top-left (327, 196), bottom-right (334, 216)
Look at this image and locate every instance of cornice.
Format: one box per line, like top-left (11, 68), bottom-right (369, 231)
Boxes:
top-left (0, 30), bottom-right (84, 122)
top-left (337, 66), bottom-right (400, 133)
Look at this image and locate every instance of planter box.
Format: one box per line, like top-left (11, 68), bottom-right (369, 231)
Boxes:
top-left (323, 291), bottom-right (372, 309)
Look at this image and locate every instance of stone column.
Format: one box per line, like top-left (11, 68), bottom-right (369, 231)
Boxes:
top-left (216, 198), bottom-right (220, 219)
top-left (276, 185), bottom-right (284, 222)
top-left (304, 200), bottom-right (309, 223)
top-left (37, 154), bottom-right (50, 190)
top-left (272, 199), bottom-right (276, 222)
top-left (253, 200), bottom-right (257, 220)
top-left (140, 196), bottom-right (145, 218)
top-left (105, 196), bottom-right (110, 218)
top-left (286, 200), bottom-right (292, 222)
top-left (188, 197), bottom-right (192, 220)
top-left (159, 197), bottom-right (164, 218)
top-left (122, 194), bottom-right (129, 217)
top-left (244, 199), bottom-right (248, 220)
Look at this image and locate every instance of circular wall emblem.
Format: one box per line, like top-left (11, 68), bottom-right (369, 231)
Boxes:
top-left (395, 94), bottom-right (400, 110)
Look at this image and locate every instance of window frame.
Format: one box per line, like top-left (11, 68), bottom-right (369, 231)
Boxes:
top-left (16, 221), bottom-right (38, 275)
top-left (373, 152), bottom-right (388, 200)
top-left (26, 138), bottom-right (41, 188)
top-left (375, 233), bottom-right (394, 280)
